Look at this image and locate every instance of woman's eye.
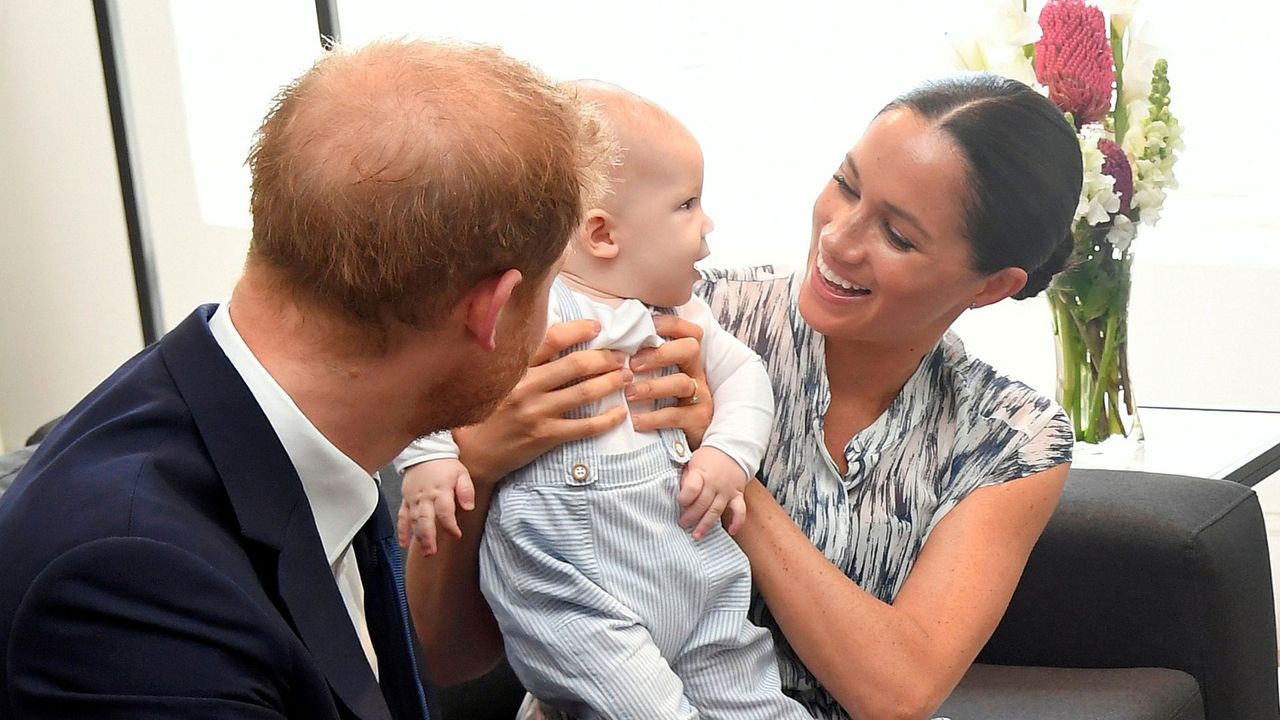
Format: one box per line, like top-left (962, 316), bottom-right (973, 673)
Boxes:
top-left (832, 174), bottom-right (859, 198)
top-left (884, 223), bottom-right (914, 251)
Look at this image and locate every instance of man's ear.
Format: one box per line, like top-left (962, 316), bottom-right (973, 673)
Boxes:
top-left (580, 209), bottom-right (619, 260)
top-left (970, 266), bottom-right (1028, 309)
top-left (463, 268), bottom-right (524, 352)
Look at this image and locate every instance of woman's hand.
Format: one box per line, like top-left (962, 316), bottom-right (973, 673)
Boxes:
top-left (452, 319), bottom-right (631, 486)
top-left (628, 314), bottom-right (714, 448)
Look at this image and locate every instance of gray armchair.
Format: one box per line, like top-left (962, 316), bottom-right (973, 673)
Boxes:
top-left (422, 469), bottom-right (1279, 720)
top-left (938, 468), bottom-right (1277, 719)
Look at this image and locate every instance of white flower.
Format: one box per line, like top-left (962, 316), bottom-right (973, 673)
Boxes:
top-left (1124, 113), bottom-right (1183, 212)
top-left (1096, 0), bottom-right (1140, 35)
top-left (948, 0), bottom-right (1040, 85)
top-left (1077, 126), bottom-right (1122, 226)
top-left (1132, 184), bottom-right (1166, 225)
top-left (1106, 213), bottom-right (1137, 251)
top-left (1121, 20), bottom-right (1160, 110)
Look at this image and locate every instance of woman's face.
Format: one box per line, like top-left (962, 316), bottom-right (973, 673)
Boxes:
top-left (798, 108), bottom-right (1010, 351)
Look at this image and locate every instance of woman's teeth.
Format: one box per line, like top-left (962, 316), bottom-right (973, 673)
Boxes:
top-left (817, 256), bottom-right (870, 296)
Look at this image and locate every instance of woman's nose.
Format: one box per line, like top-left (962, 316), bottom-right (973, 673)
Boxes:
top-left (820, 208), bottom-right (868, 261)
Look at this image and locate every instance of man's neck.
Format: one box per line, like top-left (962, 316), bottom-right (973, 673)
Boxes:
top-left (227, 279), bottom-right (426, 474)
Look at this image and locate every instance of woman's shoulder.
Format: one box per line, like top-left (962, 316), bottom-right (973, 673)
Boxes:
top-left (697, 264), bottom-right (795, 293)
top-left (694, 265), bottom-right (796, 311)
top-left (693, 265), bottom-right (798, 341)
top-left (937, 332), bottom-right (1069, 440)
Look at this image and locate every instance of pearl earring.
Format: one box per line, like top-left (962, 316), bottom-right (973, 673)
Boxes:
top-left (969, 303), bottom-right (978, 310)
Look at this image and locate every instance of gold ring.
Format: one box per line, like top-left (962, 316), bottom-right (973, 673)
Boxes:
top-left (687, 378), bottom-right (700, 406)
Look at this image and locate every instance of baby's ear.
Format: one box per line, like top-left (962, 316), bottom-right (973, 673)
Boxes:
top-left (580, 209), bottom-right (620, 260)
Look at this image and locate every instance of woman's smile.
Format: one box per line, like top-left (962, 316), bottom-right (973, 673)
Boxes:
top-left (814, 253), bottom-right (870, 298)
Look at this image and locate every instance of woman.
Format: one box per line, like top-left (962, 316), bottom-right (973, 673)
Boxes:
top-left (409, 73), bottom-right (1083, 719)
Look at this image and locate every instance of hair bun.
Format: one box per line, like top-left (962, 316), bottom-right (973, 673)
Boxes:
top-left (1014, 228), bottom-right (1074, 300)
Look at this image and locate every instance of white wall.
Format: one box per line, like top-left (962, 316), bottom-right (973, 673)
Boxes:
top-left (0, 1), bottom-right (141, 450)
top-left (2, 0), bottom-right (1277, 450)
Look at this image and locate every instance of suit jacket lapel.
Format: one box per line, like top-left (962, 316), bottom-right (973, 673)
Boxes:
top-left (160, 305), bottom-right (391, 720)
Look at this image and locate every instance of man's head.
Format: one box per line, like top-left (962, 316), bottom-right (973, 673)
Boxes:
top-left (246, 39), bottom-right (612, 348)
top-left (237, 41), bottom-right (616, 452)
top-left (562, 81), bottom-right (715, 308)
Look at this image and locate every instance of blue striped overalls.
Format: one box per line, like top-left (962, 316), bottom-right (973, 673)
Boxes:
top-left (478, 281), bottom-right (808, 720)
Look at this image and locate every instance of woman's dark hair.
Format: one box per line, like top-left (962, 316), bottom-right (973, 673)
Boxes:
top-left (880, 73), bottom-right (1082, 299)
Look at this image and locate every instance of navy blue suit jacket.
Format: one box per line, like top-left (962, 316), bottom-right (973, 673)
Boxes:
top-left (0, 306), bottom-right (435, 719)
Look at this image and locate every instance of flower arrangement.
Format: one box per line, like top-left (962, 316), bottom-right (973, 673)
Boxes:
top-left (950, 0), bottom-right (1183, 445)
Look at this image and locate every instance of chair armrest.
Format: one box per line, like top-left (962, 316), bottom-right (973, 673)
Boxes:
top-left (979, 469), bottom-right (1278, 719)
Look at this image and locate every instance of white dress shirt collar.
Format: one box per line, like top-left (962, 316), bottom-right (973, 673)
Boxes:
top-left (208, 302), bottom-right (379, 566)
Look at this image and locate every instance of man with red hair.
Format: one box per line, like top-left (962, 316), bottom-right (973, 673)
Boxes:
top-left (0, 39), bottom-right (611, 720)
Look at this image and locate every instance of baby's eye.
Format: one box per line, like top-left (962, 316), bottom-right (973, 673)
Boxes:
top-left (679, 197), bottom-right (698, 210)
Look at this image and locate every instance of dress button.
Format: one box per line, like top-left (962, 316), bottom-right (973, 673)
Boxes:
top-left (569, 463), bottom-right (591, 484)
top-left (673, 440), bottom-right (686, 457)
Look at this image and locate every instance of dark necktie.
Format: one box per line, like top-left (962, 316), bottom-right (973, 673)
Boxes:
top-left (354, 493), bottom-right (434, 720)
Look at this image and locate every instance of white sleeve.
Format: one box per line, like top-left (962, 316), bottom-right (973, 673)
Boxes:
top-left (676, 297), bottom-right (775, 477)
top-left (392, 431), bottom-right (460, 475)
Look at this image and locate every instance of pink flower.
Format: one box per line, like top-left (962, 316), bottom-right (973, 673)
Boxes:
top-left (1035, 0), bottom-right (1115, 126)
top-left (1097, 138), bottom-right (1133, 212)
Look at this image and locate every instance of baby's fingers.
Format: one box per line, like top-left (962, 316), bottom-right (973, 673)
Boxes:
top-left (410, 504), bottom-right (439, 557)
top-left (690, 493), bottom-right (728, 541)
top-left (454, 471), bottom-right (476, 512)
top-left (677, 468), bottom-right (704, 509)
top-left (433, 493), bottom-right (462, 541)
top-left (723, 494), bottom-right (747, 536)
top-left (396, 502), bottom-right (413, 549)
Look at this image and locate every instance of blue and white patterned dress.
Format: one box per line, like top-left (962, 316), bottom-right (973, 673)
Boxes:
top-left (696, 266), bottom-right (1074, 719)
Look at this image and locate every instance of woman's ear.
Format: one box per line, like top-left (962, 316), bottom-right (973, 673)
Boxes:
top-left (971, 266), bottom-right (1028, 308)
top-left (581, 209), bottom-right (620, 260)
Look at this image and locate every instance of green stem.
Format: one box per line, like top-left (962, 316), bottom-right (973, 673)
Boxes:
top-left (1119, 338), bottom-right (1136, 415)
top-left (1087, 311), bottom-right (1121, 442)
top-left (1051, 294), bottom-right (1084, 439)
top-left (1111, 22), bottom-right (1128, 143)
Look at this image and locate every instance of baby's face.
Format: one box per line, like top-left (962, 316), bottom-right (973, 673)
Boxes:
top-left (607, 124), bottom-right (714, 308)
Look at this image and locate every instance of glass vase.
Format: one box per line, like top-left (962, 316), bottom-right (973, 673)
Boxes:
top-left (1047, 227), bottom-right (1143, 460)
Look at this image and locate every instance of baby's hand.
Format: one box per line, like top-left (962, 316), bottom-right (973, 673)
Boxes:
top-left (677, 446), bottom-right (747, 540)
top-left (397, 459), bottom-right (475, 557)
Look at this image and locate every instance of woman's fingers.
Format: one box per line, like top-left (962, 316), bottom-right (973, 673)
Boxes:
top-left (650, 314), bottom-right (704, 344)
top-left (532, 319), bottom-right (603, 366)
top-left (525, 347), bottom-right (628, 395)
top-left (624, 373), bottom-right (699, 405)
top-left (631, 337), bottom-right (702, 376)
top-left (540, 362), bottom-right (631, 415)
top-left (629, 401), bottom-right (714, 439)
top-left (545, 407), bottom-right (630, 444)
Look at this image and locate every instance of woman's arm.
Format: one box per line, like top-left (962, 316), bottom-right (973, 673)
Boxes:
top-left (738, 464), bottom-right (1068, 720)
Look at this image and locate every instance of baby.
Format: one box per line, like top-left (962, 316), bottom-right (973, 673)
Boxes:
top-left (395, 81), bottom-right (806, 720)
